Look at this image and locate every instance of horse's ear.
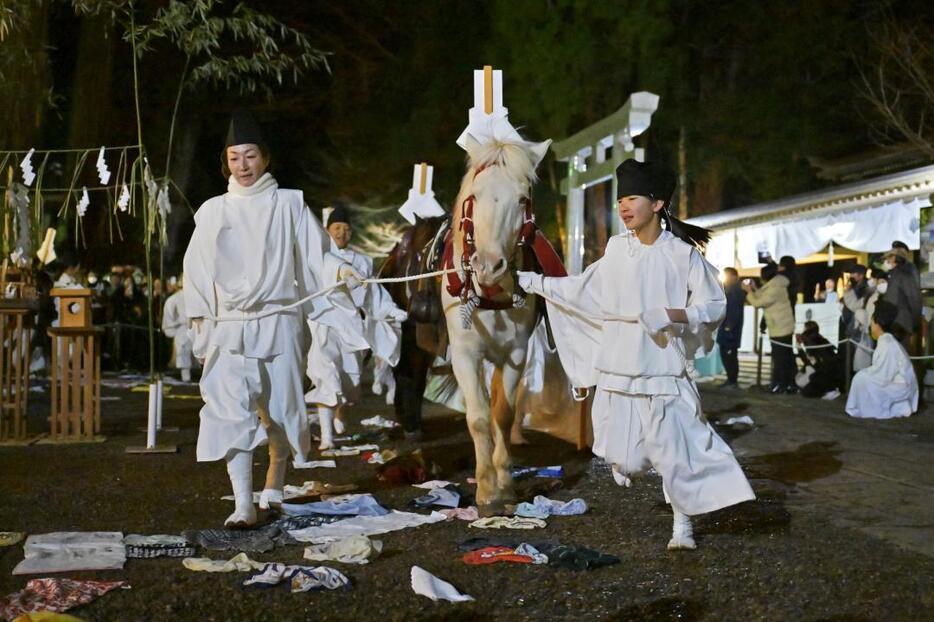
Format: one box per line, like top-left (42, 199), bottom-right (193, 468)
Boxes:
top-left (464, 134), bottom-right (485, 165)
top-left (529, 139), bottom-right (552, 168)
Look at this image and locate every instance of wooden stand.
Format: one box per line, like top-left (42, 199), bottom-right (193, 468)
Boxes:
top-left (0, 302), bottom-right (35, 443)
top-left (45, 327), bottom-right (103, 443)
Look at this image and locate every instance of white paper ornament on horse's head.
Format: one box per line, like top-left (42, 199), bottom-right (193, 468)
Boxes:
top-left (456, 65), bottom-right (522, 150)
top-left (398, 162), bottom-right (446, 224)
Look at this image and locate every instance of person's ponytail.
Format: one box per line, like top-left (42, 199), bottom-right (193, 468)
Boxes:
top-left (661, 208), bottom-right (711, 250)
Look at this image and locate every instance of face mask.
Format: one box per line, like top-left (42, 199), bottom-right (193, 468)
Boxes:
top-left (877, 281), bottom-right (888, 295)
top-left (882, 260), bottom-right (895, 271)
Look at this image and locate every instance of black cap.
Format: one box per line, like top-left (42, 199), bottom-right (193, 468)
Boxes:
top-left (615, 159), bottom-right (676, 203)
top-left (225, 108), bottom-right (265, 148)
top-left (325, 202), bottom-right (351, 227)
top-left (850, 264), bottom-right (867, 274)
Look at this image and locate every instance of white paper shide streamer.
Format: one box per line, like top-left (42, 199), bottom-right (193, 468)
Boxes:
top-left (398, 163), bottom-right (446, 224)
top-left (118, 184), bottom-right (130, 212)
top-left (19, 148), bottom-right (36, 186)
top-left (95, 146), bottom-right (111, 185)
top-left (77, 187), bottom-right (90, 217)
top-left (456, 66), bottom-right (521, 150)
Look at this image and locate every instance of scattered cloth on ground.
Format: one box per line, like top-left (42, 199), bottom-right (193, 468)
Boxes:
top-left (457, 538), bottom-right (619, 571)
top-left (439, 507), bottom-right (479, 522)
top-left (221, 481), bottom-right (357, 503)
top-left (303, 535), bottom-right (382, 565)
top-left (723, 415), bottom-right (755, 427)
top-left (182, 526), bottom-right (279, 553)
top-left (124, 534), bottom-right (195, 559)
top-left (362, 449), bottom-right (397, 465)
top-left (0, 532), bottom-right (25, 547)
top-left (13, 533), bottom-right (126, 575)
top-left (243, 563), bottom-right (349, 593)
top-left (462, 545), bottom-right (547, 565)
top-left (342, 444), bottom-right (380, 452)
top-left (413, 487), bottom-right (460, 509)
top-left (515, 496), bottom-right (588, 519)
top-left (411, 566), bottom-right (474, 602)
top-left (182, 553), bottom-right (266, 573)
top-left (292, 459), bottom-right (337, 469)
top-left (468, 517), bottom-right (547, 530)
top-left (282, 494), bottom-right (388, 517)
top-left (0, 579), bottom-right (128, 620)
top-left (360, 415), bottom-right (399, 429)
top-left (320, 448), bottom-right (361, 457)
top-left (412, 480), bottom-right (455, 490)
top-left (511, 466), bottom-right (564, 480)
top-left (377, 450), bottom-right (429, 485)
top-left (12, 611), bottom-right (86, 622)
top-left (290, 510), bottom-right (446, 542)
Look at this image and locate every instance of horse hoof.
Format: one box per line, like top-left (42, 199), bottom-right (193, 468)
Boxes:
top-left (510, 433), bottom-right (529, 446)
top-left (478, 502), bottom-right (507, 518)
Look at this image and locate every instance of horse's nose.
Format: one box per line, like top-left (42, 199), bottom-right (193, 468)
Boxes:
top-left (470, 252), bottom-right (508, 286)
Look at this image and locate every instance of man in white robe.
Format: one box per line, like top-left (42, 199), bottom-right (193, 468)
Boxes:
top-left (161, 276), bottom-right (197, 382)
top-left (183, 109), bottom-right (367, 527)
top-left (306, 203), bottom-right (407, 448)
top-left (518, 159), bottom-right (754, 550)
top-left (846, 300), bottom-right (918, 419)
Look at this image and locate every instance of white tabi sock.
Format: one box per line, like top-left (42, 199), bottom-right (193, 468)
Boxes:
top-left (611, 464), bottom-right (632, 488)
top-left (318, 406), bottom-right (336, 450)
top-left (667, 509), bottom-right (696, 551)
top-left (225, 450), bottom-right (257, 528)
top-left (334, 405), bottom-right (346, 435)
top-left (181, 368), bottom-right (191, 382)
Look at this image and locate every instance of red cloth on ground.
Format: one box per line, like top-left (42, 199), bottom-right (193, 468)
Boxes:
top-left (462, 546), bottom-right (534, 565)
top-left (0, 579), bottom-right (128, 619)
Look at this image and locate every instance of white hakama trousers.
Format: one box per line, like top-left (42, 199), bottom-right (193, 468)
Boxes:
top-left (592, 376), bottom-right (755, 515)
top-left (845, 372), bottom-right (915, 419)
top-left (196, 342), bottom-right (308, 463)
top-left (305, 323), bottom-right (363, 407)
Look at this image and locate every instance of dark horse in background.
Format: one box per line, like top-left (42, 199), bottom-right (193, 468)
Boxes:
top-left (377, 216), bottom-right (449, 437)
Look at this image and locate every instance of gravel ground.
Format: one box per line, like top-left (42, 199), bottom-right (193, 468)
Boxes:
top-left (1, 377), bottom-right (932, 621)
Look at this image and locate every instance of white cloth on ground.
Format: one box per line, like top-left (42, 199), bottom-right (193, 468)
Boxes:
top-left (410, 566), bottom-right (474, 602)
top-left (182, 552), bottom-right (266, 573)
top-left (360, 415), bottom-right (399, 429)
top-left (242, 563), bottom-right (349, 592)
top-left (289, 510), bottom-right (446, 542)
top-left (303, 535), bottom-right (383, 564)
top-left (412, 480), bottom-right (455, 490)
top-left (13, 532), bottom-right (126, 575)
top-left (292, 459), bottom-right (337, 469)
top-left (845, 332), bottom-right (918, 419)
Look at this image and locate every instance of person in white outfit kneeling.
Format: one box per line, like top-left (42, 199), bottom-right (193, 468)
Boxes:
top-left (517, 159), bottom-right (755, 550)
top-left (183, 109), bottom-right (367, 528)
top-left (845, 299), bottom-right (918, 419)
top-left (161, 275), bottom-right (198, 382)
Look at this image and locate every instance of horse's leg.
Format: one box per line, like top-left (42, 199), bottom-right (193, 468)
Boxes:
top-left (491, 362), bottom-right (522, 505)
top-left (451, 350), bottom-right (498, 515)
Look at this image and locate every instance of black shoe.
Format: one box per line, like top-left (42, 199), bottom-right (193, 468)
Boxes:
top-left (784, 385), bottom-right (798, 395)
top-left (770, 384), bottom-right (784, 394)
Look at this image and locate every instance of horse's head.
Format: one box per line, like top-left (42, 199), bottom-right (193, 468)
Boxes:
top-left (457, 134), bottom-right (551, 288)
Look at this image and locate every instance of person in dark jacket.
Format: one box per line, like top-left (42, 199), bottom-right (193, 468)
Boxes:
top-left (795, 321), bottom-right (843, 399)
top-left (881, 246), bottom-right (921, 347)
top-left (717, 267), bottom-right (745, 389)
top-left (778, 255), bottom-right (799, 310)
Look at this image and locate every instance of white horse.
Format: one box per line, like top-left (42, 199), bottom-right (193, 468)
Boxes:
top-left (442, 134), bottom-right (551, 516)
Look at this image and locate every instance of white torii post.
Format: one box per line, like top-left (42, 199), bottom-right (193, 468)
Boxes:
top-left (551, 92), bottom-right (659, 274)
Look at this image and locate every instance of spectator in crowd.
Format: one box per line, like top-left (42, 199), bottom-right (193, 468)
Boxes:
top-left (53, 249), bottom-right (82, 289)
top-left (815, 278), bottom-right (838, 304)
top-left (845, 300), bottom-right (917, 419)
top-left (795, 321), bottom-right (843, 400)
top-left (842, 264), bottom-right (874, 371)
top-left (778, 255), bottom-right (799, 309)
top-left (743, 263), bottom-right (796, 394)
top-left (881, 246), bottom-right (921, 348)
top-left (717, 267), bottom-right (745, 389)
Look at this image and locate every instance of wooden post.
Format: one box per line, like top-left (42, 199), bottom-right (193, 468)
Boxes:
top-left (0, 303), bottom-right (35, 444)
top-left (44, 327), bottom-right (103, 444)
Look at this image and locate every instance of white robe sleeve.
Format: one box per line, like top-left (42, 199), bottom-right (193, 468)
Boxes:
top-left (182, 218), bottom-right (215, 321)
top-left (863, 334), bottom-right (910, 385)
top-left (532, 259), bottom-right (605, 390)
top-left (680, 249), bottom-right (727, 359)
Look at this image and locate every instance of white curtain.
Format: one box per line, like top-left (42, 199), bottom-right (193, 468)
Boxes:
top-left (720, 197), bottom-right (928, 269)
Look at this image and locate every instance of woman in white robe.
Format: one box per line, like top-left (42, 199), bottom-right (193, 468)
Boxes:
top-left (306, 204), bottom-right (407, 448)
top-left (161, 280), bottom-right (197, 382)
top-left (518, 159), bottom-right (754, 550)
top-left (846, 299), bottom-right (918, 419)
top-left (183, 110), bottom-right (367, 527)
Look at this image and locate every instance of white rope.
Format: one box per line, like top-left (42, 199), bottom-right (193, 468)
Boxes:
top-left (205, 268), bottom-right (457, 323)
top-left (765, 335), bottom-right (934, 361)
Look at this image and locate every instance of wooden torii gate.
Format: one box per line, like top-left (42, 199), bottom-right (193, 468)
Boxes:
top-left (550, 93), bottom-right (659, 449)
top-left (552, 92), bottom-right (659, 275)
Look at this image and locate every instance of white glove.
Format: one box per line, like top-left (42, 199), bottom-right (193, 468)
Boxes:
top-left (639, 308), bottom-right (671, 335)
top-left (516, 271), bottom-right (544, 294)
top-left (337, 264), bottom-right (365, 289)
top-left (388, 308), bottom-right (408, 322)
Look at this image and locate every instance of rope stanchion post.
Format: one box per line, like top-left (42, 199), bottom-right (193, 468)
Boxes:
top-left (755, 309), bottom-right (764, 389)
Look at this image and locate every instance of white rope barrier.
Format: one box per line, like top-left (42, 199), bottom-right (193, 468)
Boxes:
top-left (764, 335), bottom-right (934, 361)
